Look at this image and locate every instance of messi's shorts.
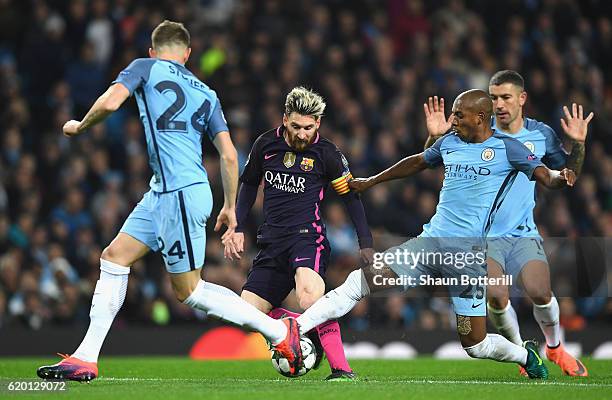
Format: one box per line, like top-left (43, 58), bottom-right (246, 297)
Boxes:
top-left (242, 232), bottom-right (331, 307)
top-left (382, 237), bottom-right (487, 317)
top-left (487, 237), bottom-right (549, 277)
top-left (120, 183), bottom-right (213, 273)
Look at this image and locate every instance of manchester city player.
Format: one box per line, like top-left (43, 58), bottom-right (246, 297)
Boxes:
top-left (37, 20), bottom-right (302, 382)
top-left (423, 71), bottom-right (592, 377)
top-left (223, 87), bottom-right (373, 381)
top-left (292, 89), bottom-right (578, 379)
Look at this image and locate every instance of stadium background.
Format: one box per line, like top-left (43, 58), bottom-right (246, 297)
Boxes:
top-left (0, 0), bottom-right (610, 357)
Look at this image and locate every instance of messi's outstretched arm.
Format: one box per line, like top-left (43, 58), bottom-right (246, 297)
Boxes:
top-left (349, 153), bottom-right (429, 192)
top-left (62, 83), bottom-right (130, 136)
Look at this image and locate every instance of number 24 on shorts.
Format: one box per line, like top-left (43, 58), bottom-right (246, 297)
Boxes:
top-left (158, 237), bottom-right (186, 263)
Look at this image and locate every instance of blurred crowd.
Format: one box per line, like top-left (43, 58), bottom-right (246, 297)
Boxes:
top-left (0, 0), bottom-right (611, 332)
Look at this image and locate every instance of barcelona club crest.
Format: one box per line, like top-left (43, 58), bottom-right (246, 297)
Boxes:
top-left (300, 157), bottom-right (315, 172)
top-left (283, 152), bottom-right (296, 168)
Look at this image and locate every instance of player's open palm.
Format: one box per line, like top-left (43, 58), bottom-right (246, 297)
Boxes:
top-left (560, 103), bottom-right (594, 143)
top-left (423, 96), bottom-right (452, 138)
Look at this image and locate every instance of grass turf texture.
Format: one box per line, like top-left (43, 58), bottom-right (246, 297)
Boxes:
top-left (0, 357), bottom-right (610, 399)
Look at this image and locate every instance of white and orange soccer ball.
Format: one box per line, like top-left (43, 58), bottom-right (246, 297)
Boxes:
top-left (271, 336), bottom-right (318, 377)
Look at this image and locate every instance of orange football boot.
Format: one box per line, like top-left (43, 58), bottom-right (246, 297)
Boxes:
top-left (546, 344), bottom-right (588, 377)
top-left (272, 318), bottom-right (303, 375)
top-left (37, 353), bottom-right (98, 382)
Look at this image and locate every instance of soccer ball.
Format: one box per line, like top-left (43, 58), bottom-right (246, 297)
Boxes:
top-left (271, 336), bottom-right (317, 377)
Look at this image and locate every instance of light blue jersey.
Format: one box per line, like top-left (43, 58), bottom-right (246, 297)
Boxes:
top-left (113, 58), bottom-right (229, 193)
top-left (115, 58), bottom-right (227, 273)
top-left (487, 118), bottom-right (568, 238)
top-left (384, 132), bottom-right (543, 316)
top-left (422, 131), bottom-right (544, 239)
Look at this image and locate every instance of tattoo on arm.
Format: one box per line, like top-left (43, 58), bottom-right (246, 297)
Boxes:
top-left (79, 108), bottom-right (113, 132)
top-left (457, 315), bottom-right (472, 336)
top-left (566, 141), bottom-right (585, 177)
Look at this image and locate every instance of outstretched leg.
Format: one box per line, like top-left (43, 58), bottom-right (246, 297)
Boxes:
top-left (296, 262), bottom-right (397, 333)
top-left (458, 315), bottom-right (548, 379)
top-left (37, 233), bottom-right (149, 382)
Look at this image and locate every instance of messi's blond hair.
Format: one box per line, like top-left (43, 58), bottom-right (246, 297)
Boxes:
top-left (284, 87), bottom-right (326, 120)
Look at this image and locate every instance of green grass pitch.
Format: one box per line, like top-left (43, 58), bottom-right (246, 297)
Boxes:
top-left (0, 357), bottom-right (610, 399)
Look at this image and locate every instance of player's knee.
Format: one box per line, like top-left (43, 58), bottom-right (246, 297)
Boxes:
top-left (101, 245), bottom-right (123, 265)
top-left (296, 288), bottom-right (323, 310)
top-left (463, 336), bottom-right (492, 359)
top-left (172, 279), bottom-right (200, 303)
top-left (298, 296), bottom-right (316, 310)
top-left (530, 292), bottom-right (552, 306)
top-left (524, 283), bottom-right (552, 305)
top-left (487, 291), bottom-right (509, 310)
top-left (241, 291), bottom-right (273, 314)
top-left (174, 287), bottom-right (193, 303)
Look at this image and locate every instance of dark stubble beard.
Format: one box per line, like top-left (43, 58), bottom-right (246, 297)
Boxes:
top-left (286, 131), bottom-right (312, 152)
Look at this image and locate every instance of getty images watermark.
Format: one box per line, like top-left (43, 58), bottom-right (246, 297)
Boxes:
top-left (371, 248), bottom-right (513, 287)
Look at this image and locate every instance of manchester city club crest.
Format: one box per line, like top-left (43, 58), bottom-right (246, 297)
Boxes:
top-left (481, 148), bottom-right (495, 161)
top-left (524, 141), bottom-right (535, 152)
top-left (283, 152), bottom-right (296, 168)
top-left (300, 157), bottom-right (314, 171)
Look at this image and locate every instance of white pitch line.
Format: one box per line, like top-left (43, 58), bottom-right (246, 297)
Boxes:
top-left (3, 377), bottom-right (610, 388)
top-left (93, 377), bottom-right (612, 387)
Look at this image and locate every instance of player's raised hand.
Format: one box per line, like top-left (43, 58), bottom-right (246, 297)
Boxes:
top-left (423, 96), bottom-right (452, 138)
top-left (215, 206), bottom-right (238, 233)
top-left (559, 168), bottom-right (577, 187)
top-left (62, 120), bottom-right (82, 137)
top-left (348, 177), bottom-right (376, 193)
top-left (560, 103), bottom-right (594, 143)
